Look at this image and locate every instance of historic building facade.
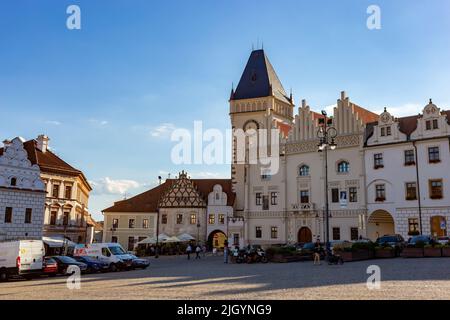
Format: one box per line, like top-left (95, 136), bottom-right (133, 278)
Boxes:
top-left (1, 135), bottom-right (95, 244)
top-left (102, 172), bottom-right (240, 250)
top-left (364, 102), bottom-right (450, 240)
top-left (0, 137), bottom-right (46, 241)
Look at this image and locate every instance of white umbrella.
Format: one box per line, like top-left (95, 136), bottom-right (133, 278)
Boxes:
top-left (137, 233), bottom-right (170, 245)
top-left (177, 233), bottom-right (195, 242)
top-left (163, 236), bottom-right (181, 243)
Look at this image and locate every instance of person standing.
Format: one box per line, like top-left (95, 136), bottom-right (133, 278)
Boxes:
top-left (195, 245), bottom-right (201, 259)
top-left (202, 244), bottom-right (207, 258)
top-left (313, 239), bottom-right (322, 265)
top-left (186, 244), bottom-right (192, 260)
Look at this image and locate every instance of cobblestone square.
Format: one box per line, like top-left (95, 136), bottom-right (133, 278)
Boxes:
top-left (2, 256), bottom-right (450, 300)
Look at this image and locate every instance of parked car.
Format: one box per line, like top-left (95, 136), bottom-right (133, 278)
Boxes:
top-left (298, 242), bottom-right (325, 260)
top-left (0, 240), bottom-right (45, 281)
top-left (128, 255), bottom-right (150, 270)
top-left (376, 234), bottom-right (406, 255)
top-left (407, 235), bottom-right (433, 247)
top-left (73, 243), bottom-right (133, 271)
top-left (51, 256), bottom-right (88, 275)
top-left (436, 236), bottom-right (450, 245)
top-left (42, 257), bottom-right (58, 277)
top-left (73, 256), bottom-right (109, 273)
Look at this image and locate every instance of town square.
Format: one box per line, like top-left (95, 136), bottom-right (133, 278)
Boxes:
top-left (1, 0), bottom-right (450, 306)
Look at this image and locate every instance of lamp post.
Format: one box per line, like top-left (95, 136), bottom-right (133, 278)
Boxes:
top-left (317, 110), bottom-right (337, 257)
top-left (196, 221), bottom-right (201, 246)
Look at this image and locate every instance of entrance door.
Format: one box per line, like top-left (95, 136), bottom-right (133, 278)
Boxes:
top-left (430, 216), bottom-right (447, 237)
top-left (298, 227), bottom-right (312, 243)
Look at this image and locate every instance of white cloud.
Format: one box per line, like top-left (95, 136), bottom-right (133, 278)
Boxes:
top-left (374, 103), bottom-right (423, 117)
top-left (189, 171), bottom-right (227, 179)
top-left (90, 177), bottom-right (141, 195)
top-left (45, 120), bottom-right (61, 126)
top-left (150, 123), bottom-right (177, 138)
top-left (89, 119), bottom-right (109, 126)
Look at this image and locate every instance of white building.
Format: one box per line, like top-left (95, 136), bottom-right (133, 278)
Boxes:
top-left (0, 137), bottom-right (46, 241)
top-left (364, 102), bottom-right (450, 239)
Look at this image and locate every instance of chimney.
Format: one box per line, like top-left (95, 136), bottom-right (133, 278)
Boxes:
top-left (3, 139), bottom-right (11, 148)
top-left (340, 91), bottom-right (347, 101)
top-left (36, 135), bottom-right (49, 153)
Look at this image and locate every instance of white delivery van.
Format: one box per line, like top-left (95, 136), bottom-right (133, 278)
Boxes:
top-left (74, 243), bottom-right (134, 271)
top-left (0, 240), bottom-right (45, 281)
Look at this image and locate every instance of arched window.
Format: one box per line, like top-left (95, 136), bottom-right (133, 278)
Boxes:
top-left (299, 165), bottom-right (310, 176)
top-left (337, 161), bottom-right (350, 173)
top-left (10, 177), bottom-right (17, 186)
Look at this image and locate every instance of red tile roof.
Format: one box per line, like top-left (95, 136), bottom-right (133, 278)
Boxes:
top-left (103, 179), bottom-right (235, 213)
top-left (352, 104), bottom-right (379, 124)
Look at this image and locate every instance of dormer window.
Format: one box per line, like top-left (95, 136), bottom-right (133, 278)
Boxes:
top-left (10, 177), bottom-right (17, 186)
top-left (426, 119), bottom-right (439, 130)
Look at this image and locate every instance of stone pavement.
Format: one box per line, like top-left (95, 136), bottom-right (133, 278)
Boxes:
top-left (2, 255), bottom-right (450, 300)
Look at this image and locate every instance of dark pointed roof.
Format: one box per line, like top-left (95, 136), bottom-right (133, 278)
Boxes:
top-left (232, 49), bottom-right (291, 104)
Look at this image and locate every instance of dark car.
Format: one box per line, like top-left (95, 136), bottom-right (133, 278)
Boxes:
top-left (42, 257), bottom-right (58, 277)
top-left (51, 256), bottom-right (88, 275)
top-left (73, 256), bottom-right (109, 273)
top-left (376, 234), bottom-right (406, 255)
top-left (128, 254), bottom-right (150, 270)
top-left (407, 235), bottom-right (433, 247)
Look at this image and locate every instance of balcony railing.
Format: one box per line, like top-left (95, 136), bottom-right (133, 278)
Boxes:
top-left (291, 203), bottom-right (315, 211)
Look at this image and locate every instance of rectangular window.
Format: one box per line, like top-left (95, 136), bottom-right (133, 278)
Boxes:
top-left (380, 127), bottom-right (386, 136)
top-left (112, 218), bottom-right (119, 229)
top-left (218, 214), bottom-right (225, 224)
top-left (233, 233), bottom-right (239, 246)
top-left (128, 237), bottom-right (135, 251)
top-left (52, 184), bottom-right (60, 198)
top-left (190, 214), bottom-right (197, 225)
top-left (271, 227), bottom-right (278, 239)
top-left (161, 214), bottom-right (167, 224)
top-left (142, 219), bottom-right (149, 229)
top-left (349, 187), bottom-right (357, 203)
top-left (386, 126), bottom-right (392, 136)
top-left (350, 227), bottom-right (359, 241)
top-left (404, 149), bottom-right (415, 165)
top-left (64, 186), bottom-right (72, 199)
top-left (111, 236), bottom-right (118, 243)
top-left (50, 211), bottom-right (57, 225)
top-left (332, 227), bottom-right (341, 241)
top-left (271, 192), bottom-right (278, 205)
top-left (375, 184), bottom-right (386, 201)
top-left (374, 153), bottom-right (384, 168)
top-left (255, 193), bottom-right (262, 206)
top-left (429, 179), bottom-right (443, 199)
top-left (128, 219), bottom-right (135, 229)
top-left (25, 208), bottom-right (32, 224)
top-left (138, 236), bottom-right (147, 242)
top-left (408, 218), bottom-right (419, 233)
top-left (255, 226), bottom-right (262, 239)
top-left (331, 188), bottom-right (339, 203)
top-left (176, 214), bottom-right (183, 224)
top-left (261, 170), bottom-right (271, 181)
top-left (300, 190), bottom-right (309, 204)
top-left (63, 212), bottom-right (69, 226)
top-left (433, 119), bottom-right (439, 129)
top-left (262, 196), bottom-right (269, 210)
top-left (208, 214), bottom-right (215, 225)
top-left (428, 147), bottom-right (440, 163)
top-left (405, 182), bottom-right (417, 200)
top-left (426, 120), bottom-right (431, 130)
top-left (4, 207), bottom-right (12, 223)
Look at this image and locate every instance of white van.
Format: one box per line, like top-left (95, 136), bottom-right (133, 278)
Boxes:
top-left (74, 243), bottom-right (134, 271)
top-left (0, 240), bottom-right (45, 281)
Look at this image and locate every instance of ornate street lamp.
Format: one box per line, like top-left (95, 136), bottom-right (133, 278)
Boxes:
top-left (196, 221), bottom-right (201, 246)
top-left (317, 110), bottom-right (337, 258)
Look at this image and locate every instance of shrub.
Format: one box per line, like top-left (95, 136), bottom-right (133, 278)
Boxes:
top-left (408, 230), bottom-right (420, 236)
top-left (351, 241), bottom-right (376, 251)
top-left (415, 240), bottom-right (426, 248)
top-left (333, 242), bottom-right (352, 252)
top-left (266, 246), bottom-right (296, 256)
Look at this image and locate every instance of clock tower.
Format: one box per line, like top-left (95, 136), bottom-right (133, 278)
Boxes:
top-left (229, 49), bottom-right (294, 213)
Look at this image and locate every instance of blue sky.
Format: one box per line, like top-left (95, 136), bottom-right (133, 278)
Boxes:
top-left (1, 0), bottom-right (449, 220)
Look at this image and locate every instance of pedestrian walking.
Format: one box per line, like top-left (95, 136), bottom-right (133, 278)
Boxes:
top-left (202, 245), bottom-right (207, 258)
top-left (186, 244), bottom-right (192, 260)
top-left (212, 247), bottom-right (217, 256)
top-left (313, 239), bottom-right (322, 265)
top-left (195, 245), bottom-right (201, 259)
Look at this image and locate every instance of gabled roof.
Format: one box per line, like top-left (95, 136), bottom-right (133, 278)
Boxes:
top-left (352, 103), bottom-right (379, 124)
top-left (0, 139), bottom-right (91, 190)
top-left (103, 179), bottom-right (235, 213)
top-left (231, 49), bottom-right (292, 104)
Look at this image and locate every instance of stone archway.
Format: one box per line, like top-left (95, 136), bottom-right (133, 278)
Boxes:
top-left (367, 210), bottom-right (395, 240)
top-left (207, 230), bottom-right (227, 250)
top-left (297, 227), bottom-right (312, 244)
top-left (430, 216), bottom-right (447, 237)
